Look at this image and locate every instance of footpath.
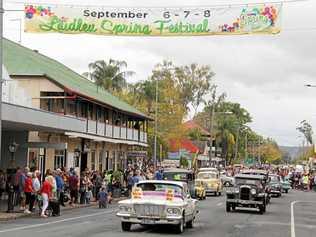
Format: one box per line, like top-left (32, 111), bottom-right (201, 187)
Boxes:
top-left (0, 197), bottom-right (124, 222)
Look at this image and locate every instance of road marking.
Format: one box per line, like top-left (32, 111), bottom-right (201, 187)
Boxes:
top-left (0, 209), bottom-right (115, 233)
top-left (216, 202), bottom-right (223, 206)
top-left (291, 200), bottom-right (299, 237)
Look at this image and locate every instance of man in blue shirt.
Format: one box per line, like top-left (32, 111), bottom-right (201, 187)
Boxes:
top-left (55, 169), bottom-right (65, 206)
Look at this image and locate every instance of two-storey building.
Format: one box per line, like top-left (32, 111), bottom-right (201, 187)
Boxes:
top-left (1, 38), bottom-right (150, 174)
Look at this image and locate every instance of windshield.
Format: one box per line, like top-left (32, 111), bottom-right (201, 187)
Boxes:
top-left (136, 183), bottom-right (183, 195)
top-left (235, 178), bottom-right (263, 188)
top-left (197, 172), bottom-right (217, 179)
top-left (163, 172), bottom-right (190, 181)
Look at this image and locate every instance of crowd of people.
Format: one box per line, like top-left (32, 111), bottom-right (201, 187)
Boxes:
top-left (0, 163), bottom-right (166, 218)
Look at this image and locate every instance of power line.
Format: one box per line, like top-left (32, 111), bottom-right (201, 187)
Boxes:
top-left (3, 0), bottom-right (310, 11)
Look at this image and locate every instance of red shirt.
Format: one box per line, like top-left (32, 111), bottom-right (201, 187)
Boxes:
top-left (41, 180), bottom-right (52, 197)
top-left (24, 177), bottom-right (33, 193)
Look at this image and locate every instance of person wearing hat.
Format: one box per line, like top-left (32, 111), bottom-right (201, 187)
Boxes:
top-left (24, 172), bottom-right (35, 213)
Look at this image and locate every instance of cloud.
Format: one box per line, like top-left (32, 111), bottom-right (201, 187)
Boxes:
top-left (4, 0), bottom-right (316, 146)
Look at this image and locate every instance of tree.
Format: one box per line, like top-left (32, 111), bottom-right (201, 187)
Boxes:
top-left (296, 120), bottom-right (313, 145)
top-left (174, 63), bottom-right (215, 115)
top-left (83, 59), bottom-right (134, 93)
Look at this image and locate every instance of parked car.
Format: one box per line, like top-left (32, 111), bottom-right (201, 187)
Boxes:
top-left (268, 174), bottom-right (282, 197)
top-left (196, 171), bottom-right (223, 196)
top-left (226, 174), bottom-right (267, 214)
top-left (280, 176), bottom-right (291, 193)
top-left (116, 180), bottom-right (198, 233)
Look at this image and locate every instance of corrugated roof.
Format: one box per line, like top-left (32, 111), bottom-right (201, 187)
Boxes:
top-left (3, 38), bottom-right (150, 119)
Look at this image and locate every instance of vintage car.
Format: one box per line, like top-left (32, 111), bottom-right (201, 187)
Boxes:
top-left (268, 174), bottom-right (282, 197)
top-left (226, 174), bottom-right (267, 214)
top-left (196, 171), bottom-right (222, 196)
top-left (241, 169), bottom-right (271, 204)
top-left (163, 168), bottom-right (196, 198)
top-left (220, 173), bottom-right (235, 187)
top-left (198, 167), bottom-right (219, 174)
top-left (116, 180), bottom-right (198, 233)
top-left (281, 176), bottom-right (291, 193)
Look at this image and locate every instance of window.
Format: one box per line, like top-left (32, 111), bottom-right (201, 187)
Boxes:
top-left (67, 99), bottom-right (76, 116)
top-left (54, 150), bottom-right (65, 169)
top-left (91, 151), bottom-right (96, 171)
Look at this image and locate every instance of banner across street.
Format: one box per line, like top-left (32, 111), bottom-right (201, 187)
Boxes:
top-left (24, 3), bottom-right (282, 36)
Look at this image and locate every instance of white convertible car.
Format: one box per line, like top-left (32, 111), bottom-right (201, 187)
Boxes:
top-left (116, 180), bottom-right (198, 233)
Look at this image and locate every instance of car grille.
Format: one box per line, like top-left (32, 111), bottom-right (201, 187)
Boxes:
top-left (240, 187), bottom-right (250, 200)
top-left (134, 204), bottom-right (165, 217)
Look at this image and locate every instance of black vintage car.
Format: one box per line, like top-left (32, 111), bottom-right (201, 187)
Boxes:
top-left (226, 174), bottom-right (267, 214)
top-left (241, 169), bottom-right (271, 204)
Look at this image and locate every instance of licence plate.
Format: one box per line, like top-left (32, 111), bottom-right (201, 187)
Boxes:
top-left (142, 219), bottom-right (155, 224)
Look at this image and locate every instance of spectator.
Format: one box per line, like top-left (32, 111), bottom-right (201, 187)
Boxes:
top-left (55, 169), bottom-right (65, 206)
top-left (98, 187), bottom-right (108, 208)
top-left (0, 170), bottom-right (5, 200)
top-left (68, 171), bottom-right (79, 206)
top-left (40, 176), bottom-right (52, 218)
top-left (94, 171), bottom-right (103, 201)
top-left (24, 172), bottom-right (35, 213)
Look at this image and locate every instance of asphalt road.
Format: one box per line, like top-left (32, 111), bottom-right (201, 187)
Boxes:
top-left (0, 190), bottom-right (315, 237)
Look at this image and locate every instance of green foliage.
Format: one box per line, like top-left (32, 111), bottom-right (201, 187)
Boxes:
top-left (180, 157), bottom-right (189, 168)
top-left (83, 59), bottom-right (134, 93)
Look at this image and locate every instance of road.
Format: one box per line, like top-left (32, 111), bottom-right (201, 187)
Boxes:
top-left (0, 190), bottom-right (315, 237)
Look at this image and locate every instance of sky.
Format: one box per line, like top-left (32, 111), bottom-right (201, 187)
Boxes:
top-left (3, 0), bottom-right (316, 146)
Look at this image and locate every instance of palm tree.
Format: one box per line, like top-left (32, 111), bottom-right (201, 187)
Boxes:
top-left (83, 59), bottom-right (134, 93)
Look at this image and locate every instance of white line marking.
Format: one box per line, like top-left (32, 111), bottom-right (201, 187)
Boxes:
top-left (216, 202), bottom-right (223, 206)
top-left (0, 209), bottom-right (115, 233)
top-left (291, 200), bottom-right (299, 237)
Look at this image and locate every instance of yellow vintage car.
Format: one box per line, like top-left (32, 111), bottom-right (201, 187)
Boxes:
top-left (196, 171), bottom-right (223, 196)
top-left (194, 180), bottom-right (206, 200)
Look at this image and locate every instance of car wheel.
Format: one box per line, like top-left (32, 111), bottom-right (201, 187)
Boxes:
top-left (186, 217), bottom-right (194, 229)
top-left (226, 202), bottom-right (231, 212)
top-left (214, 192), bottom-right (217, 196)
top-left (121, 222), bottom-right (132, 232)
top-left (231, 204), bottom-right (236, 211)
top-left (218, 192), bottom-right (222, 196)
top-left (259, 204), bottom-right (266, 214)
top-left (285, 189), bottom-right (288, 194)
top-left (175, 215), bottom-right (185, 234)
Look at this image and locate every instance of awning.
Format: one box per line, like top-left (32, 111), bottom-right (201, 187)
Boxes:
top-left (65, 132), bottom-right (148, 147)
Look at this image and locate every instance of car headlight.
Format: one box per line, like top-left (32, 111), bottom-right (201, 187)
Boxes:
top-left (234, 188), bottom-right (239, 193)
top-left (119, 205), bottom-right (133, 213)
top-left (166, 207), bottom-right (181, 216)
top-left (251, 189), bottom-right (257, 195)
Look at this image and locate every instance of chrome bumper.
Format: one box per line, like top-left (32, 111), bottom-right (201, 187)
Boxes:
top-left (117, 213), bottom-right (182, 225)
top-left (227, 199), bottom-right (263, 205)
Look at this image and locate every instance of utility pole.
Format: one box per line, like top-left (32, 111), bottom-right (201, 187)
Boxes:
top-left (245, 132), bottom-right (248, 160)
top-left (0, 0), bottom-right (3, 166)
top-left (209, 103), bottom-right (215, 167)
top-left (153, 78), bottom-right (158, 169)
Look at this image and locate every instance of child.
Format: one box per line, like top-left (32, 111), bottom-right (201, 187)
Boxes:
top-left (86, 187), bottom-right (93, 204)
top-left (98, 187), bottom-right (108, 208)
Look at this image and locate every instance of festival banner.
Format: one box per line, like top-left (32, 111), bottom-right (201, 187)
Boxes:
top-left (24, 4), bottom-right (282, 36)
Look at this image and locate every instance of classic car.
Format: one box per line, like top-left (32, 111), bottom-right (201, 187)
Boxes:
top-left (196, 171), bottom-right (222, 196)
top-left (280, 176), bottom-right (291, 193)
top-left (241, 169), bottom-right (271, 204)
top-left (226, 174), bottom-right (267, 214)
top-left (116, 180), bottom-right (198, 233)
top-left (220, 172), bottom-right (235, 187)
top-left (198, 167), bottom-right (219, 174)
top-left (268, 174), bottom-right (282, 197)
top-left (163, 168), bottom-right (196, 198)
